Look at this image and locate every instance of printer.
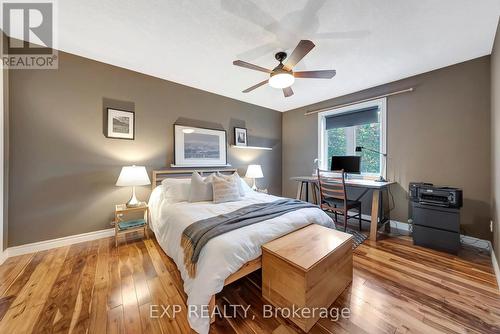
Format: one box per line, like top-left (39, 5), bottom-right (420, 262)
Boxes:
top-left (409, 182), bottom-right (463, 208)
top-left (409, 182), bottom-right (463, 254)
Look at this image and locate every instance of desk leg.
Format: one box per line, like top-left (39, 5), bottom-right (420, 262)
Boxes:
top-left (311, 183), bottom-right (318, 205)
top-left (370, 190), bottom-right (380, 242)
top-left (296, 182), bottom-right (304, 200)
top-left (305, 182), bottom-right (309, 202)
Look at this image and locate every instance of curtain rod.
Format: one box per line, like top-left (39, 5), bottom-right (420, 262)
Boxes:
top-left (304, 87), bottom-right (414, 116)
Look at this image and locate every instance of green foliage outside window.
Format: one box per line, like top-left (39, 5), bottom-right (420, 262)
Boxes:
top-left (326, 122), bottom-right (380, 174)
top-left (327, 128), bottom-right (346, 169)
top-left (356, 123), bottom-right (380, 174)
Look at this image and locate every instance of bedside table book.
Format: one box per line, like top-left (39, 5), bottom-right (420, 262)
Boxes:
top-left (118, 219), bottom-right (146, 231)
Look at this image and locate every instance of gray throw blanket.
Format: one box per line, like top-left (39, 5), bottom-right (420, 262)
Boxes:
top-left (181, 199), bottom-right (317, 278)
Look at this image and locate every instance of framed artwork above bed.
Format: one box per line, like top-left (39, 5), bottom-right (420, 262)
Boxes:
top-left (173, 124), bottom-right (228, 167)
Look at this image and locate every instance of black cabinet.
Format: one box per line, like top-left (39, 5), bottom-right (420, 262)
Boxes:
top-left (412, 202), bottom-right (460, 254)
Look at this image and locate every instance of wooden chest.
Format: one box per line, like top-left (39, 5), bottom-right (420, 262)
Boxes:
top-left (262, 224), bottom-right (353, 332)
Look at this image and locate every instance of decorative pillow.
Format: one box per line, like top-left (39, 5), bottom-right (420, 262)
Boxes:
top-left (240, 177), bottom-right (253, 194)
top-left (161, 178), bottom-right (191, 203)
top-left (212, 175), bottom-right (242, 203)
top-left (189, 172), bottom-right (216, 202)
top-left (216, 172), bottom-right (247, 196)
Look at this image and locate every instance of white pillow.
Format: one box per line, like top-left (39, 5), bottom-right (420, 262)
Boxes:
top-left (161, 178), bottom-right (191, 203)
top-left (189, 172), bottom-right (216, 202)
top-left (212, 175), bottom-right (242, 203)
top-left (216, 172), bottom-right (247, 196)
top-left (240, 177), bottom-right (253, 194)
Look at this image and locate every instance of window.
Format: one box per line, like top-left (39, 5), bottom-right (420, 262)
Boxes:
top-left (318, 98), bottom-right (387, 178)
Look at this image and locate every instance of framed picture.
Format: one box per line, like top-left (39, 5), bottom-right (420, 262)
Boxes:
top-left (106, 108), bottom-right (135, 140)
top-left (234, 127), bottom-right (248, 146)
top-left (174, 124), bottom-right (227, 167)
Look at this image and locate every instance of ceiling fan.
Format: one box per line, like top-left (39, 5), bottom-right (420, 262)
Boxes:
top-left (233, 40), bottom-right (336, 98)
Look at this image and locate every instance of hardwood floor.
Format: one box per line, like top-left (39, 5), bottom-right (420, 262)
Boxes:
top-left (0, 232), bottom-right (499, 333)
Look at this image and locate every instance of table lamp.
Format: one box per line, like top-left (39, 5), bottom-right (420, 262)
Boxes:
top-left (116, 165), bottom-right (151, 207)
top-left (246, 164), bottom-right (263, 190)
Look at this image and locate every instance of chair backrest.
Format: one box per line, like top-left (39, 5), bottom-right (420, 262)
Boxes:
top-left (317, 169), bottom-right (347, 206)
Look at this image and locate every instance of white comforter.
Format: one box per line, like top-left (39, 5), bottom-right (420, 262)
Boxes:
top-left (149, 188), bottom-right (333, 334)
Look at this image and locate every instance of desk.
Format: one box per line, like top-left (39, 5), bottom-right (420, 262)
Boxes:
top-left (291, 176), bottom-right (396, 241)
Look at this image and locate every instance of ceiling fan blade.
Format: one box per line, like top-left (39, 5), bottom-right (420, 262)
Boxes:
top-left (243, 79), bottom-right (269, 93)
top-left (294, 70), bottom-right (336, 79)
top-left (283, 40), bottom-right (315, 71)
top-left (283, 87), bottom-right (294, 97)
top-left (233, 60), bottom-right (272, 73)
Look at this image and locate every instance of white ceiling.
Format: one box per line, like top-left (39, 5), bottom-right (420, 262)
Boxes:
top-left (54, 0), bottom-right (500, 112)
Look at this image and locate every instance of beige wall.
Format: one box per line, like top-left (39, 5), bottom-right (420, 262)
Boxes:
top-left (283, 56), bottom-right (492, 240)
top-left (492, 21), bottom-right (500, 260)
top-left (8, 51), bottom-right (282, 246)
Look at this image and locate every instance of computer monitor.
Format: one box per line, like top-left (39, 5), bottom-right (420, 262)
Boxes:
top-left (330, 156), bottom-right (361, 174)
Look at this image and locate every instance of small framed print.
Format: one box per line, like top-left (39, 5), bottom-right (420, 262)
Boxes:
top-left (234, 127), bottom-right (247, 146)
top-left (106, 108), bottom-right (135, 140)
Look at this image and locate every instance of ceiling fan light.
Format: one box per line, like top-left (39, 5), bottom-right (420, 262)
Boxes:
top-left (269, 73), bottom-right (295, 89)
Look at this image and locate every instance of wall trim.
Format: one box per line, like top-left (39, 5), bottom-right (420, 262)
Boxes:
top-left (491, 247), bottom-right (500, 291)
top-left (0, 249), bottom-right (7, 265)
top-left (3, 228), bottom-right (114, 260)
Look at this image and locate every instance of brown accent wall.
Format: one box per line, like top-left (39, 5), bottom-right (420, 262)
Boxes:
top-left (492, 20), bottom-right (500, 259)
top-left (8, 51), bottom-right (282, 246)
top-left (283, 56), bottom-right (491, 240)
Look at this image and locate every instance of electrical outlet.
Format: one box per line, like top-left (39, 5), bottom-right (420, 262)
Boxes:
top-left (490, 220), bottom-right (494, 233)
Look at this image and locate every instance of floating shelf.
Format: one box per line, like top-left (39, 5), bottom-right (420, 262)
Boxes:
top-left (230, 145), bottom-right (272, 151)
top-left (170, 164), bottom-right (232, 168)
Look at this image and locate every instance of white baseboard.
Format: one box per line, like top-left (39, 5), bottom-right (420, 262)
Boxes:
top-left (4, 228), bottom-right (114, 259)
top-left (0, 250), bottom-right (8, 265)
top-left (491, 248), bottom-right (500, 291)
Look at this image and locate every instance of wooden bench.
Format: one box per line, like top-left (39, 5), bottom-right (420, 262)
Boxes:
top-left (262, 224), bottom-right (353, 332)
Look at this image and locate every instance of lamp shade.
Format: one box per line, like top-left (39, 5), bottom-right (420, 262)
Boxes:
top-left (245, 164), bottom-right (263, 179)
top-left (116, 165), bottom-right (151, 186)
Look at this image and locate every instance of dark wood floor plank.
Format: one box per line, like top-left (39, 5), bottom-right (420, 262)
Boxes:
top-left (33, 242), bottom-right (90, 333)
top-left (139, 302), bottom-right (164, 334)
top-left (0, 252), bottom-right (42, 321)
top-left (121, 275), bottom-right (143, 334)
top-left (108, 237), bottom-right (123, 310)
top-left (129, 242), bottom-right (152, 306)
top-left (0, 246), bottom-right (68, 333)
top-left (89, 282), bottom-right (108, 334)
top-left (69, 239), bottom-right (100, 333)
top-left (0, 253), bottom-right (35, 297)
top-left (107, 305), bottom-right (125, 334)
top-left (89, 238), bottom-right (113, 334)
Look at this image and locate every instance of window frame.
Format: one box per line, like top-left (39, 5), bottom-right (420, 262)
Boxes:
top-left (317, 98), bottom-right (387, 179)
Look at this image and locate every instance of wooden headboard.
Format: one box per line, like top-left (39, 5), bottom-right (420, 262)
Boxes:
top-left (152, 168), bottom-right (238, 189)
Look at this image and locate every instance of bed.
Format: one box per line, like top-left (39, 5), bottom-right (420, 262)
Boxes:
top-left (148, 169), bottom-right (334, 334)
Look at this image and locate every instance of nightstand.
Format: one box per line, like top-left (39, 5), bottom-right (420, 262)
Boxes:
top-left (114, 202), bottom-right (149, 247)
